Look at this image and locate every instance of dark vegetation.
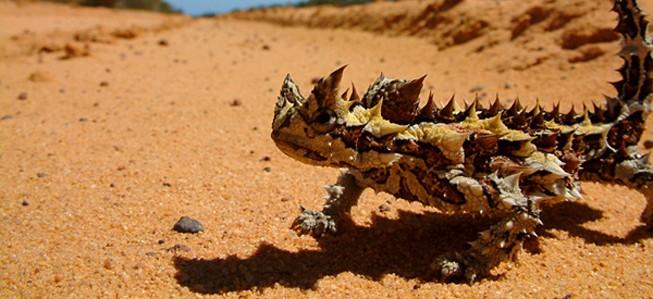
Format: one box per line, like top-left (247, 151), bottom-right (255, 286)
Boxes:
top-left (294, 0), bottom-right (373, 7)
top-left (45, 0), bottom-right (179, 13)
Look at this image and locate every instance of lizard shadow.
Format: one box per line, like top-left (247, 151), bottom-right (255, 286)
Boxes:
top-left (173, 201), bottom-right (650, 295)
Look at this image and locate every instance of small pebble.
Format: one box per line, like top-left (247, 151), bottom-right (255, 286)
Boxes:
top-left (262, 44), bottom-right (271, 51)
top-left (79, 117), bottom-right (88, 122)
top-left (263, 166), bottom-right (272, 172)
top-left (158, 39), bottom-right (169, 46)
top-left (158, 239), bottom-right (165, 244)
top-left (162, 182), bottom-right (172, 187)
top-left (644, 140), bottom-right (653, 149)
top-left (173, 216), bottom-right (204, 234)
top-left (1, 115), bottom-right (13, 121)
top-left (103, 258), bottom-right (114, 270)
top-left (230, 99), bottom-right (242, 107)
top-left (469, 85), bottom-right (485, 93)
top-left (261, 156), bottom-right (271, 162)
top-left (99, 81), bottom-right (109, 87)
top-left (166, 244), bottom-right (191, 252)
top-left (21, 200), bottom-right (29, 206)
top-left (36, 172), bottom-right (48, 178)
top-left (17, 92), bottom-right (28, 100)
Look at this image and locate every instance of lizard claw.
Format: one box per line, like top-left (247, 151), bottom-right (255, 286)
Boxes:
top-left (290, 207), bottom-right (337, 238)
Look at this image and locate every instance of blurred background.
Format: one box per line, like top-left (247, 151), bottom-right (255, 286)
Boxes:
top-left (43, 0), bottom-right (374, 15)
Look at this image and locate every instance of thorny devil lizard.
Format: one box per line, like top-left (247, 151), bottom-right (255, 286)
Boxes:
top-left (270, 0), bottom-right (653, 283)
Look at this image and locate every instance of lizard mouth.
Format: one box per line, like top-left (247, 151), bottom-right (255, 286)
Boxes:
top-left (271, 132), bottom-right (329, 165)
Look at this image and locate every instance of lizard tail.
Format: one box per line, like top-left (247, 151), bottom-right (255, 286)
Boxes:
top-left (611, 0), bottom-right (653, 133)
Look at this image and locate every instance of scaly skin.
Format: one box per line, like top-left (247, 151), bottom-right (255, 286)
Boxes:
top-left (270, 0), bottom-right (653, 283)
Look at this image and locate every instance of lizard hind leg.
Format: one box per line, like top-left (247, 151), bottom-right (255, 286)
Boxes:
top-left (291, 170), bottom-right (365, 238)
top-left (432, 173), bottom-right (542, 283)
top-left (614, 147), bottom-right (653, 228)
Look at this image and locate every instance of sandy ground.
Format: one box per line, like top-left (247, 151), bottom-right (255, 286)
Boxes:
top-left (1, 0), bottom-right (652, 297)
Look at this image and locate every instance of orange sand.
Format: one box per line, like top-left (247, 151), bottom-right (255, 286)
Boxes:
top-left (0, 0), bottom-right (652, 297)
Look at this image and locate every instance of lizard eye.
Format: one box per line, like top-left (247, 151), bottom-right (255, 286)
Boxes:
top-left (311, 109), bottom-right (337, 133)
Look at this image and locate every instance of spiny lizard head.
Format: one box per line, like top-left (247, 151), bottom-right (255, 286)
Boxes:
top-left (271, 66), bottom-right (351, 166)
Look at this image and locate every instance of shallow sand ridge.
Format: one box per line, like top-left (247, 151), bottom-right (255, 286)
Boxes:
top-left (0, 0), bottom-right (652, 297)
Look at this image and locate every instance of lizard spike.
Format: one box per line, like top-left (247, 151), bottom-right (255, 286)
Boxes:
top-left (532, 109), bottom-right (545, 128)
top-left (419, 90), bottom-right (437, 120)
top-left (349, 83), bottom-right (360, 102)
top-left (466, 97), bottom-right (479, 121)
top-left (549, 101), bottom-right (561, 122)
top-left (531, 98), bottom-right (542, 115)
top-left (440, 94), bottom-right (456, 121)
top-left (399, 75), bottom-right (427, 106)
top-left (591, 101), bottom-right (605, 122)
top-left (508, 98), bottom-right (522, 116)
top-left (564, 104), bottom-right (578, 124)
top-left (604, 95), bottom-right (622, 120)
top-left (341, 88), bottom-right (350, 100)
top-left (513, 109), bottom-right (528, 128)
top-left (486, 94), bottom-right (503, 117)
top-left (314, 65), bottom-right (347, 108)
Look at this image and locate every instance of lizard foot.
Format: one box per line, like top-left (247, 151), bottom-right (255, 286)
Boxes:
top-left (290, 207), bottom-right (337, 238)
top-left (431, 253), bottom-right (485, 284)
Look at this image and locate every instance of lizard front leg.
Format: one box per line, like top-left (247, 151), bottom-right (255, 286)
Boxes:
top-left (291, 169), bottom-right (365, 237)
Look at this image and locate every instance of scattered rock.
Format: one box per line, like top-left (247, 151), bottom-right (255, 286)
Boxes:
top-left (162, 182), bottom-right (172, 187)
top-left (644, 140), bottom-right (653, 149)
top-left (103, 258), bottom-right (114, 270)
top-left (1, 115), bottom-right (13, 121)
top-left (263, 166), bottom-right (272, 172)
top-left (36, 172), bottom-right (48, 178)
top-left (262, 44), bottom-right (271, 51)
top-left (79, 117), bottom-right (88, 122)
top-left (261, 156), bottom-right (271, 162)
top-left (17, 92), bottom-right (28, 100)
top-left (61, 43), bottom-right (89, 60)
top-left (230, 99), bottom-right (242, 107)
top-left (145, 251), bottom-right (158, 257)
top-left (173, 216), bottom-right (204, 234)
top-left (166, 244), bottom-right (191, 252)
top-left (158, 39), bottom-right (169, 46)
top-left (99, 81), bottom-right (109, 87)
top-left (28, 71), bottom-right (51, 83)
top-left (21, 200), bottom-right (29, 206)
top-left (469, 85), bottom-right (485, 93)
top-left (111, 29), bottom-right (138, 39)
top-left (158, 239), bottom-right (165, 244)
top-left (280, 197), bottom-right (290, 202)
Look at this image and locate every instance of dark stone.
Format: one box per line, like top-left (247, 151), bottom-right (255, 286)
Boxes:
top-left (36, 172), bottom-right (48, 178)
top-left (263, 166), bottom-right (272, 172)
top-left (17, 92), bottom-right (28, 100)
top-left (173, 216), bottom-right (203, 234)
top-left (230, 99), bottom-right (242, 107)
top-left (167, 244), bottom-right (191, 252)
